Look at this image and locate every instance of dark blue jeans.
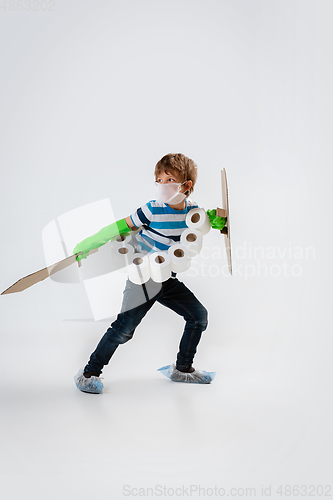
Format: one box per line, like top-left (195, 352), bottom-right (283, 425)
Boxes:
top-left (84, 277), bottom-right (208, 376)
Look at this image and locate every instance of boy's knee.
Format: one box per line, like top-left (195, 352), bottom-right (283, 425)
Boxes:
top-left (117, 331), bottom-right (134, 344)
top-left (106, 326), bottom-right (134, 344)
top-left (194, 306), bottom-right (208, 331)
top-left (199, 307), bottom-right (208, 331)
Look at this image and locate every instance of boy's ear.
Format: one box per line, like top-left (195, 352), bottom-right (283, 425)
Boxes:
top-left (185, 180), bottom-right (193, 193)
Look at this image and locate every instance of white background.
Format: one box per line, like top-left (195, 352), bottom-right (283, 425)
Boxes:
top-left (0, 1), bottom-right (332, 499)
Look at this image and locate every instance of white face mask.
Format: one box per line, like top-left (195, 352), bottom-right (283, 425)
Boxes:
top-left (155, 181), bottom-right (187, 205)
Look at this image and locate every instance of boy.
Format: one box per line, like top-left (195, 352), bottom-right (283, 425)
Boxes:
top-left (74, 153), bottom-right (222, 394)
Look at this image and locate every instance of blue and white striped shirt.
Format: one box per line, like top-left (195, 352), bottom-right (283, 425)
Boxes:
top-left (130, 198), bottom-right (199, 254)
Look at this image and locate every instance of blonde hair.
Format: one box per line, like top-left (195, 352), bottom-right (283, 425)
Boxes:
top-left (154, 153), bottom-right (197, 196)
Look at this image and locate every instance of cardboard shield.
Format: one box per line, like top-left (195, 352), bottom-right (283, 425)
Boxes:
top-left (216, 168), bottom-right (232, 275)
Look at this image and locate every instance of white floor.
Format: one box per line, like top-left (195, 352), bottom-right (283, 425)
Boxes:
top-left (1, 286), bottom-right (331, 500)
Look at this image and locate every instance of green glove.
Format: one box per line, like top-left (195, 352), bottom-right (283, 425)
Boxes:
top-left (73, 218), bottom-right (132, 261)
top-left (206, 209), bottom-right (226, 230)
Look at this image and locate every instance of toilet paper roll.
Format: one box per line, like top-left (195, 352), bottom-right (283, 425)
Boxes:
top-left (128, 253), bottom-right (151, 285)
top-left (168, 244), bottom-right (191, 273)
top-left (149, 251), bottom-right (172, 283)
top-left (111, 233), bottom-right (133, 247)
top-left (111, 244), bottom-right (135, 270)
top-left (180, 228), bottom-right (203, 257)
top-left (185, 208), bottom-right (211, 235)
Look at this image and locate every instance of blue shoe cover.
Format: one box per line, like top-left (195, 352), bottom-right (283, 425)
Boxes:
top-left (157, 364), bottom-right (216, 384)
top-left (74, 368), bottom-right (104, 394)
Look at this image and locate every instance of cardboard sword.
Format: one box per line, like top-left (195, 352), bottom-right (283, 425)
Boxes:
top-left (0, 249), bottom-right (98, 295)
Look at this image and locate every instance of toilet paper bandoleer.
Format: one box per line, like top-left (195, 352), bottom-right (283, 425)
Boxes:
top-left (72, 153), bottom-right (226, 393)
